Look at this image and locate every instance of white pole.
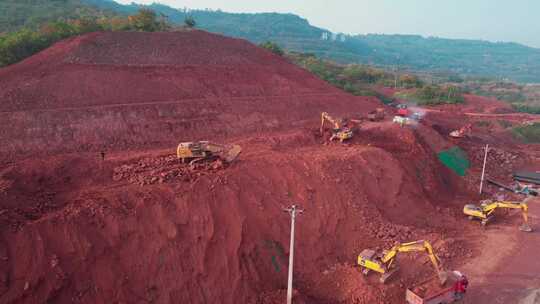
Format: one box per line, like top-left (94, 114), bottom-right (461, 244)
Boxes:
top-left (479, 144), bottom-right (489, 194)
top-left (284, 205), bottom-right (303, 304)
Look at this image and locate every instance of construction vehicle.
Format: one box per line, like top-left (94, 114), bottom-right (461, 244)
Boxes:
top-left (177, 141), bottom-right (242, 164)
top-left (357, 240), bottom-right (447, 284)
top-left (367, 108), bottom-right (386, 122)
top-left (449, 124), bottom-right (472, 138)
top-left (463, 200), bottom-right (532, 232)
top-left (393, 115), bottom-right (412, 126)
top-left (397, 104), bottom-right (410, 117)
top-left (514, 171), bottom-right (540, 186)
top-left (487, 178), bottom-right (538, 196)
top-left (406, 271), bottom-right (468, 304)
top-left (320, 112), bottom-right (353, 142)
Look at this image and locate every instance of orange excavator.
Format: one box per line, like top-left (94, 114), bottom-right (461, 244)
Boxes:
top-left (449, 124), bottom-right (472, 138)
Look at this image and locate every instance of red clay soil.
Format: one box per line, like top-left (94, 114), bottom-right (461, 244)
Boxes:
top-left (430, 94), bottom-right (513, 114)
top-left (0, 30), bottom-right (381, 163)
top-left (0, 30), bottom-right (534, 304)
top-left (0, 126), bottom-right (473, 304)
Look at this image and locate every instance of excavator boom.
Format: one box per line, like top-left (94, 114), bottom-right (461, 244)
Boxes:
top-left (358, 240), bottom-right (447, 284)
top-left (320, 112), bottom-right (353, 142)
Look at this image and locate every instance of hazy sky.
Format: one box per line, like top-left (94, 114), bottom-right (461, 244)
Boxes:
top-left (115, 0), bottom-right (540, 48)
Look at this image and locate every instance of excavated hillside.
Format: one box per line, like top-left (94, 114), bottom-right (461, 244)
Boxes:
top-left (0, 30), bottom-right (482, 304)
top-left (0, 30), bottom-right (379, 163)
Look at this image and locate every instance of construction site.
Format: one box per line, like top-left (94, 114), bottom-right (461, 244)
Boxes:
top-left (0, 30), bottom-right (539, 304)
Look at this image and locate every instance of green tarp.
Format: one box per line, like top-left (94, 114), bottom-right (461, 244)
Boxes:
top-left (438, 147), bottom-right (470, 176)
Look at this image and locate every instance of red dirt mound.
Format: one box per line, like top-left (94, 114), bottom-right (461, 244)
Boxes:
top-left (0, 30), bottom-right (478, 304)
top-left (0, 30), bottom-right (379, 163)
top-left (0, 128), bottom-right (471, 304)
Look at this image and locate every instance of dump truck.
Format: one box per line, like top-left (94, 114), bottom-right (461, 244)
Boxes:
top-left (406, 271), bottom-right (468, 304)
top-left (367, 108), bottom-right (386, 122)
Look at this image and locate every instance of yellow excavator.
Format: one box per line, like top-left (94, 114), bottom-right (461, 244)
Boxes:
top-left (177, 141), bottom-right (242, 165)
top-left (358, 240), bottom-right (447, 284)
top-left (320, 112), bottom-right (353, 142)
top-left (463, 200), bottom-right (532, 232)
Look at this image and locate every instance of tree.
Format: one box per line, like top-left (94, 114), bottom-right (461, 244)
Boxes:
top-left (73, 17), bottom-right (102, 34)
top-left (399, 74), bottom-right (422, 88)
top-left (184, 15), bottom-right (196, 28)
top-left (259, 41), bottom-right (284, 56)
top-left (129, 9), bottom-right (161, 32)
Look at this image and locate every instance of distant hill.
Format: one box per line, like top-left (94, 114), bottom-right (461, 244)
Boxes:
top-left (82, 0), bottom-right (540, 83)
top-left (0, 0), bottom-right (115, 32)
top-left (2, 0), bottom-right (540, 83)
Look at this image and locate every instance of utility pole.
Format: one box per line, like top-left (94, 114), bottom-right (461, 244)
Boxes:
top-left (479, 144), bottom-right (490, 194)
top-left (394, 55), bottom-right (400, 89)
top-left (394, 65), bottom-right (398, 89)
top-left (283, 205), bottom-right (304, 304)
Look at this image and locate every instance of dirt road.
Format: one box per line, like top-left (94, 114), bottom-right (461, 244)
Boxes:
top-left (463, 196), bottom-right (540, 303)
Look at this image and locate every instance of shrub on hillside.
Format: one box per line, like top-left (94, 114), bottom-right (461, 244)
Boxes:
top-left (0, 29), bottom-right (47, 66)
top-left (395, 85), bottom-right (464, 105)
top-left (259, 41), bottom-right (284, 56)
top-left (512, 104), bottom-right (540, 114)
top-left (129, 9), bottom-right (165, 32)
top-left (512, 123), bottom-right (540, 143)
top-left (0, 9), bottom-right (170, 68)
top-left (399, 74), bottom-right (423, 88)
top-left (184, 15), bottom-right (196, 28)
top-left (416, 85), bottom-right (464, 105)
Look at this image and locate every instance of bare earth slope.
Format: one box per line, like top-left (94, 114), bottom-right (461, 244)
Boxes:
top-left (0, 30), bottom-right (379, 162)
top-left (0, 30), bottom-right (482, 304)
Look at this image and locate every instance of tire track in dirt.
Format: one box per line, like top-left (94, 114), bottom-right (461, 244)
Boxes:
top-left (0, 93), bottom-right (344, 114)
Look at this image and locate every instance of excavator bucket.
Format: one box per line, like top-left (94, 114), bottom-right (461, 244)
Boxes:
top-left (438, 271), bottom-right (449, 285)
top-left (221, 144), bottom-right (242, 163)
top-left (380, 268), bottom-right (399, 283)
top-left (449, 130), bottom-right (464, 138)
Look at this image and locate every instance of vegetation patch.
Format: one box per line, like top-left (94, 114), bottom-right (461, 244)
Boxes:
top-left (395, 85), bottom-right (464, 106)
top-left (460, 81), bottom-right (540, 114)
top-left (497, 120), bottom-right (513, 129)
top-left (474, 120), bottom-right (492, 128)
top-left (286, 52), bottom-right (421, 100)
top-left (259, 41), bottom-right (284, 56)
top-left (512, 123), bottom-right (540, 143)
top-left (0, 9), bottom-right (171, 67)
top-left (511, 104), bottom-right (540, 114)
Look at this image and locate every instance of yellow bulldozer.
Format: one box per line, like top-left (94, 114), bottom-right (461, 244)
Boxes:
top-left (177, 141), bottom-right (242, 165)
top-left (357, 240), bottom-right (448, 284)
top-left (463, 200), bottom-right (532, 232)
top-left (320, 112), bottom-right (353, 142)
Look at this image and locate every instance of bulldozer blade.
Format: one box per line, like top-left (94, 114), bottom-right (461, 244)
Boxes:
top-left (222, 144), bottom-right (242, 163)
top-left (380, 268), bottom-right (399, 284)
